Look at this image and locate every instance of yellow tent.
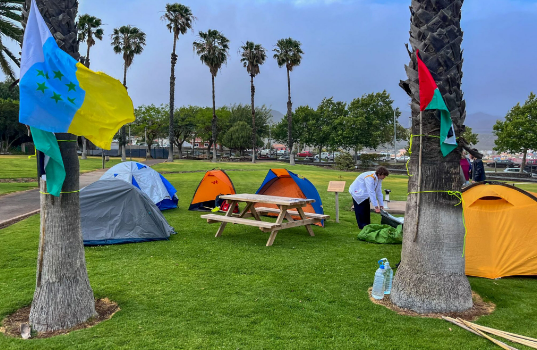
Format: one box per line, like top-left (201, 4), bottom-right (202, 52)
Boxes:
top-left (462, 182), bottom-right (537, 279)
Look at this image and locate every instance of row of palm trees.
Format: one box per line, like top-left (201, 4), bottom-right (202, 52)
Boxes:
top-left (76, 4), bottom-right (304, 164)
top-left (0, 2), bottom-right (304, 164)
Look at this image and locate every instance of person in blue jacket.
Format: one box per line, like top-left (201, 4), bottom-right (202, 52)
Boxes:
top-left (349, 166), bottom-right (390, 229)
top-left (469, 149), bottom-right (486, 182)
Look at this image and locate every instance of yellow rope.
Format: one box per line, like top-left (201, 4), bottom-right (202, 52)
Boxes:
top-left (408, 190), bottom-right (467, 257)
top-left (39, 190), bottom-right (80, 195)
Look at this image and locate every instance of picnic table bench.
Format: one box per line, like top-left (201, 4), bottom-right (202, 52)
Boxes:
top-left (200, 193), bottom-right (330, 246)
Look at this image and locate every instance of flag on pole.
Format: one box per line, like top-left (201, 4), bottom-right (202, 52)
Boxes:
top-left (416, 50), bottom-right (457, 157)
top-left (19, 0), bottom-right (134, 149)
top-left (19, 0), bottom-right (135, 196)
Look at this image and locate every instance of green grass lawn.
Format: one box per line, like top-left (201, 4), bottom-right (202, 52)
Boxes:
top-left (0, 182), bottom-right (38, 196)
top-left (0, 155), bottom-right (145, 179)
top-left (1, 161), bottom-right (536, 349)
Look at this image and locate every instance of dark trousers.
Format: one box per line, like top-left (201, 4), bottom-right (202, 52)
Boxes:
top-left (353, 198), bottom-right (370, 229)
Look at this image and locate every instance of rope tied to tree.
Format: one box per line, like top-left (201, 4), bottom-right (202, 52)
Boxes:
top-left (408, 190), bottom-right (468, 257)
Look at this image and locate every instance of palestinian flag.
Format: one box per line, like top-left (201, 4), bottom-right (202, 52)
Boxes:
top-left (416, 50), bottom-right (457, 157)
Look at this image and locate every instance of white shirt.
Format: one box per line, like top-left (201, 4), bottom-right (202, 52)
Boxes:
top-left (348, 171), bottom-right (384, 207)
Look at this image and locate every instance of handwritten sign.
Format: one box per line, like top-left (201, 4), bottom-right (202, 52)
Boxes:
top-left (327, 181), bottom-right (346, 193)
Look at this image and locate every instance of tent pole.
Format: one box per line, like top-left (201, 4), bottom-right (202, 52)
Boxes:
top-left (414, 110), bottom-right (423, 242)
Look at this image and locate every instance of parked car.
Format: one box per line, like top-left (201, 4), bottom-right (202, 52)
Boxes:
top-left (276, 150), bottom-right (288, 156)
top-left (396, 155), bottom-right (409, 162)
top-left (297, 151), bottom-right (313, 157)
top-left (504, 168), bottom-right (528, 174)
top-left (278, 155), bottom-right (290, 161)
top-left (259, 149), bottom-right (272, 157)
top-left (486, 160), bottom-right (519, 168)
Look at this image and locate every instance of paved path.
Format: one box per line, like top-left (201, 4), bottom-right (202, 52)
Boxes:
top-left (0, 159), bottom-right (167, 229)
top-left (370, 201), bottom-right (406, 215)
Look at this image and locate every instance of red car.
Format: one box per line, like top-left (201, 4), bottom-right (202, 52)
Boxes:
top-left (297, 151), bottom-right (313, 157)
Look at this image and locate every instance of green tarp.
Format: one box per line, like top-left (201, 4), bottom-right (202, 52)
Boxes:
top-left (357, 224), bottom-right (403, 244)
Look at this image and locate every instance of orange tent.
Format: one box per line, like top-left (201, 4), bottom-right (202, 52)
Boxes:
top-left (255, 169), bottom-right (325, 227)
top-left (189, 170), bottom-right (236, 211)
top-left (462, 182), bottom-right (537, 279)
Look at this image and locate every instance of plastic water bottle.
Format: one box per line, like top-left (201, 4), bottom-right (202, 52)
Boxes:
top-left (384, 260), bottom-right (393, 295)
top-left (372, 259), bottom-right (386, 300)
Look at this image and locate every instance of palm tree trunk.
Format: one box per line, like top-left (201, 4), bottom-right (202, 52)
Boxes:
top-left (23, 0), bottom-right (96, 332)
top-left (168, 37), bottom-right (177, 162)
top-left (390, 0), bottom-right (472, 314)
top-left (211, 74), bottom-right (217, 163)
top-left (286, 67), bottom-right (294, 165)
top-left (85, 38), bottom-right (91, 69)
top-left (251, 74), bottom-right (256, 163)
top-left (121, 64), bottom-right (128, 162)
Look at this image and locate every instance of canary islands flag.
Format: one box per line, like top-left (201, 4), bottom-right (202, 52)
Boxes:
top-left (19, 0), bottom-right (134, 150)
top-left (416, 50), bottom-right (457, 157)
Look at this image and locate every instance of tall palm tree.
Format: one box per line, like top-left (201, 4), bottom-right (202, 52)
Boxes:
top-left (240, 41), bottom-right (266, 163)
top-left (22, 0), bottom-right (96, 332)
top-left (193, 29), bottom-right (229, 163)
top-left (273, 37), bottom-right (303, 166)
top-left (0, 0), bottom-right (23, 80)
top-left (391, 0), bottom-right (473, 313)
top-left (161, 3), bottom-right (195, 162)
top-left (77, 13), bottom-right (103, 160)
top-left (111, 25), bottom-right (146, 161)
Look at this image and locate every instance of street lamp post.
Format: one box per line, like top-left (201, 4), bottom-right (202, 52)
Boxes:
top-left (393, 109), bottom-right (397, 163)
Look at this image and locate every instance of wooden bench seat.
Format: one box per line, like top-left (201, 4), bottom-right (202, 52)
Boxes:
top-left (200, 214), bottom-right (281, 229)
top-left (254, 207), bottom-right (330, 220)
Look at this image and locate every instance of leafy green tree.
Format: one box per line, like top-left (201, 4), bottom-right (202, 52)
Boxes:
top-left (304, 98), bottom-right (346, 156)
top-left (229, 103), bottom-right (270, 146)
top-left (461, 126), bottom-right (478, 146)
top-left (0, 79), bottom-right (18, 99)
top-left (77, 14), bottom-right (103, 159)
top-left (493, 92), bottom-right (537, 171)
top-left (77, 14), bottom-right (103, 69)
top-left (240, 41), bottom-right (266, 163)
top-left (338, 91), bottom-right (403, 160)
top-left (169, 105), bottom-right (198, 157)
top-left (272, 107), bottom-right (309, 153)
top-left (0, 1), bottom-right (22, 80)
top-left (193, 106), bottom-right (231, 158)
top-left (0, 98), bottom-right (23, 152)
top-left (162, 3), bottom-right (195, 162)
top-left (273, 37), bottom-right (303, 165)
top-left (133, 104), bottom-right (167, 159)
top-left (111, 25), bottom-right (146, 161)
top-left (221, 121), bottom-right (252, 156)
top-left (193, 29), bottom-right (229, 162)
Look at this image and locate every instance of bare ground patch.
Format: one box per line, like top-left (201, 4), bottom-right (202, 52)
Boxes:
top-left (1, 298), bottom-right (119, 339)
top-left (368, 288), bottom-right (495, 321)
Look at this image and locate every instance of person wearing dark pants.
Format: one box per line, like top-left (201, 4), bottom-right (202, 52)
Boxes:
top-left (469, 149), bottom-right (486, 182)
top-left (349, 166), bottom-right (389, 229)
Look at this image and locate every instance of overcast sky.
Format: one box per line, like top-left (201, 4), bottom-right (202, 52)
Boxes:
top-left (9, 0), bottom-right (537, 118)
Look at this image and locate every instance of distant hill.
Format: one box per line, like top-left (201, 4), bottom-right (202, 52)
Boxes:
top-left (269, 109), bottom-right (284, 124)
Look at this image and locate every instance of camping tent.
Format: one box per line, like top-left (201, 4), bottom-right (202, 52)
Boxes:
top-left (462, 182), bottom-right (537, 279)
top-left (255, 169), bottom-right (325, 226)
top-left (100, 161), bottom-right (178, 210)
top-left (81, 179), bottom-right (175, 245)
top-left (189, 169), bottom-right (236, 211)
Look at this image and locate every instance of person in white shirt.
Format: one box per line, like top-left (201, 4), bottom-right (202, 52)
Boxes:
top-left (348, 166), bottom-right (389, 229)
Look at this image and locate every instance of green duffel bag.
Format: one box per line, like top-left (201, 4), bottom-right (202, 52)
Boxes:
top-left (357, 224), bottom-right (403, 244)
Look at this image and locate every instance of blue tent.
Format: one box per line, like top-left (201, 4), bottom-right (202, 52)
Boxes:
top-left (100, 161), bottom-right (178, 210)
top-left (255, 169), bottom-right (325, 226)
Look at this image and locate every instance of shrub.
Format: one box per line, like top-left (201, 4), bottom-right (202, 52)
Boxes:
top-left (335, 152), bottom-right (355, 171)
top-left (360, 153), bottom-right (381, 167)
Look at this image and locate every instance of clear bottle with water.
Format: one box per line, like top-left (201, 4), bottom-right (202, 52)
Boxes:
top-left (372, 259), bottom-right (386, 300)
top-left (383, 260), bottom-right (393, 295)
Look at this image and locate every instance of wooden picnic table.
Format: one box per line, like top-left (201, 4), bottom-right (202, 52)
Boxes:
top-left (200, 193), bottom-right (329, 246)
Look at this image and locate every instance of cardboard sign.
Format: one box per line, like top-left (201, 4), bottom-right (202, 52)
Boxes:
top-left (327, 181), bottom-right (346, 193)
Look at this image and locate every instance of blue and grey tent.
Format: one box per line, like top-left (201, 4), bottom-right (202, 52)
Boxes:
top-left (255, 169), bottom-right (325, 226)
top-left (100, 161), bottom-right (178, 210)
top-left (81, 179), bottom-right (175, 245)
